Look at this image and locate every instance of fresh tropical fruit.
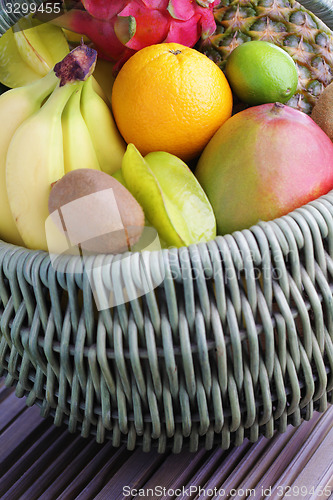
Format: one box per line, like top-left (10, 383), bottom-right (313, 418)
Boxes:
top-left (48, 169), bottom-right (144, 254)
top-left (81, 76), bottom-right (126, 175)
top-left (112, 169), bottom-right (127, 188)
top-left (112, 43), bottom-right (233, 161)
top-left (122, 144), bottom-right (216, 247)
top-left (195, 103), bottom-right (333, 235)
top-left (0, 43), bottom-right (129, 250)
top-left (6, 45), bottom-right (97, 251)
top-left (0, 17), bottom-right (69, 88)
top-left (199, 0), bottom-right (333, 114)
top-left (0, 26), bottom-right (42, 88)
top-left (13, 17), bottom-right (69, 74)
top-left (52, 0), bottom-right (219, 70)
top-left (311, 81), bottom-right (333, 141)
top-left (62, 82), bottom-right (101, 173)
top-left (0, 71), bottom-right (58, 246)
top-left (225, 41), bottom-right (298, 105)
top-left (0, 16), bottom-right (110, 105)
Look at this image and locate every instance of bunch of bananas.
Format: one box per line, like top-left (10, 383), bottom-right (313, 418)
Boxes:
top-left (0, 45), bottom-right (126, 252)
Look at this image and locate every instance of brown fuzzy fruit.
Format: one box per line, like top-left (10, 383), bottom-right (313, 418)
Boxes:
top-left (48, 169), bottom-right (144, 254)
top-left (311, 82), bottom-right (333, 142)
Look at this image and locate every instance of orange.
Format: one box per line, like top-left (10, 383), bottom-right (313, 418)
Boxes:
top-left (111, 43), bottom-right (233, 161)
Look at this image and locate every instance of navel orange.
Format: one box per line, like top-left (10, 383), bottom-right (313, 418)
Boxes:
top-left (111, 43), bottom-right (233, 161)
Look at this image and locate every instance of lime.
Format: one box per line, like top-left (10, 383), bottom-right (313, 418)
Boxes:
top-left (225, 41), bottom-right (298, 105)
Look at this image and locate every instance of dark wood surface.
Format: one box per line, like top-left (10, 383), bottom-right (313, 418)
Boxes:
top-left (0, 378), bottom-right (332, 500)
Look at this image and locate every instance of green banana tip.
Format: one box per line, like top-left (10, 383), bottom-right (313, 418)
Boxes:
top-left (54, 44), bottom-right (97, 87)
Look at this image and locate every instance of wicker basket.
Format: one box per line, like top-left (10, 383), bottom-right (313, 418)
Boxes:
top-left (0, 0), bottom-right (332, 454)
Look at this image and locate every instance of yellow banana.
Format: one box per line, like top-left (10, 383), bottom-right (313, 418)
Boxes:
top-left (81, 76), bottom-right (126, 175)
top-left (91, 76), bottom-right (109, 105)
top-left (62, 82), bottom-right (101, 173)
top-left (0, 71), bottom-right (58, 246)
top-left (92, 57), bottom-right (116, 103)
top-left (6, 81), bottom-right (80, 251)
top-left (5, 44), bottom-right (97, 251)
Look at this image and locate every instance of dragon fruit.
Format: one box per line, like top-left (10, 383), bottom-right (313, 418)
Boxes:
top-left (56, 0), bottom-right (219, 70)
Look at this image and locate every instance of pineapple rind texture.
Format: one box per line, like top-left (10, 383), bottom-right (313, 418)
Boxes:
top-left (199, 0), bottom-right (333, 113)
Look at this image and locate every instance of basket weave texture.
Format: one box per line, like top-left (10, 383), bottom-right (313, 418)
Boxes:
top-left (0, 0), bottom-right (332, 454)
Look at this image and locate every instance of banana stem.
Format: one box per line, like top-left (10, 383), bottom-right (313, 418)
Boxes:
top-left (27, 71), bottom-right (60, 105)
top-left (40, 81), bottom-right (84, 118)
top-left (68, 83), bottom-right (83, 108)
top-left (54, 44), bottom-right (97, 87)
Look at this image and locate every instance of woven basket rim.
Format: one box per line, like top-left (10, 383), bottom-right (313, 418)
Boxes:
top-left (0, 188), bottom-right (332, 266)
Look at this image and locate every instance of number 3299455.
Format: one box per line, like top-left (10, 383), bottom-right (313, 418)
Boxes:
top-left (5, 2), bottom-right (61, 15)
top-left (277, 485), bottom-right (331, 497)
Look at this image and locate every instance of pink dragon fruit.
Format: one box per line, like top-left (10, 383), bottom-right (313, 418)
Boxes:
top-left (56, 0), bottom-right (219, 71)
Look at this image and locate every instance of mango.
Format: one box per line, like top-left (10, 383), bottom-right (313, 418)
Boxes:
top-left (195, 103), bottom-right (333, 235)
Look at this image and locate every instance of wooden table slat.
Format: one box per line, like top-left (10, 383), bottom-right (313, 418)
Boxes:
top-left (38, 438), bottom-right (109, 500)
top-left (225, 413), bottom-right (322, 495)
top-left (140, 447), bottom-right (208, 498)
top-left (196, 440), bottom-right (263, 497)
top-left (2, 431), bottom-right (80, 499)
top-left (0, 425), bottom-right (65, 496)
top-left (176, 447), bottom-right (227, 498)
top-left (0, 391), bottom-right (27, 432)
top-left (0, 381), bottom-right (332, 500)
top-left (291, 425), bottom-right (333, 499)
top-left (91, 448), bottom-right (165, 500)
top-left (57, 444), bottom-right (131, 500)
top-left (0, 406), bottom-right (49, 474)
top-left (270, 409), bottom-right (333, 498)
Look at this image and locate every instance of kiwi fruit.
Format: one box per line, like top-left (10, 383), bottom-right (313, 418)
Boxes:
top-left (49, 169), bottom-right (145, 254)
top-left (311, 82), bottom-right (333, 141)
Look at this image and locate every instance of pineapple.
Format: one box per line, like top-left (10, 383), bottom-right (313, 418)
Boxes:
top-left (199, 0), bottom-right (333, 114)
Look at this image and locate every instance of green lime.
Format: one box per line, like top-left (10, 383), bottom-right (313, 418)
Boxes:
top-left (225, 41), bottom-right (298, 105)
